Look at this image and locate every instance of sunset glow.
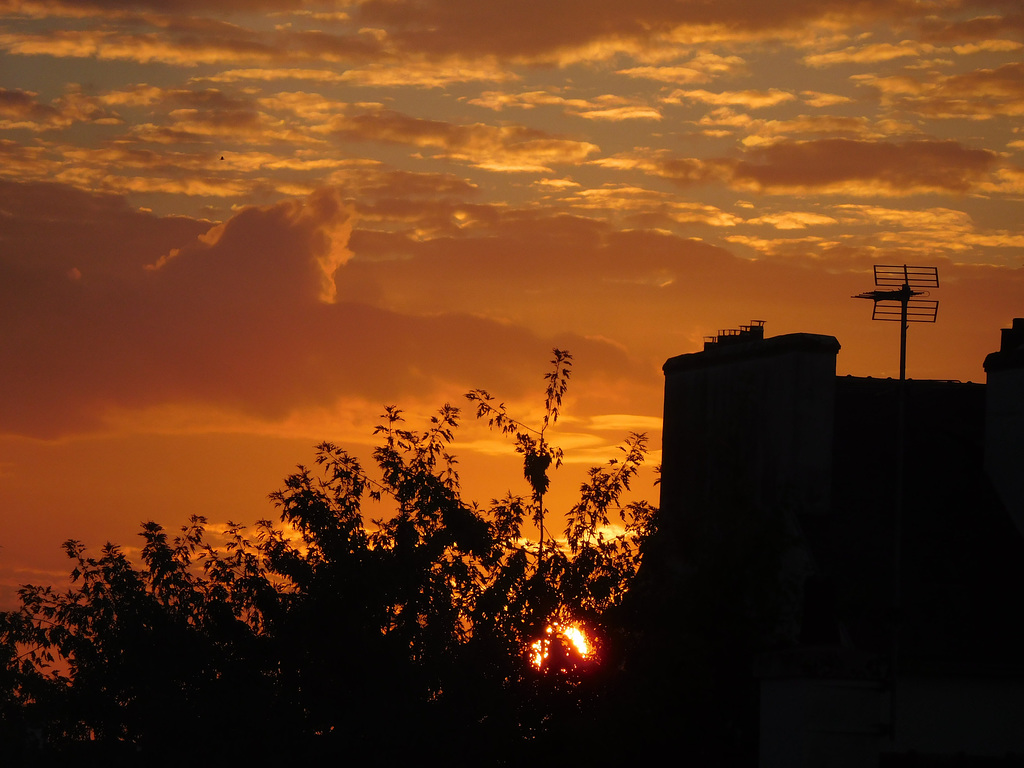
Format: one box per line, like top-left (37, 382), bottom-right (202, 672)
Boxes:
top-left (2, 0), bottom-right (1022, 608)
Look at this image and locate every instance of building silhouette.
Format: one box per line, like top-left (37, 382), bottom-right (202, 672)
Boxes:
top-left (657, 319), bottom-right (1024, 767)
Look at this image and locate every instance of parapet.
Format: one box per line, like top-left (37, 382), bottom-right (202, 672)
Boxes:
top-left (665, 322), bottom-right (841, 375)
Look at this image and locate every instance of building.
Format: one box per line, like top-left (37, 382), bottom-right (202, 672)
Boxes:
top-left (657, 319), bottom-right (1024, 767)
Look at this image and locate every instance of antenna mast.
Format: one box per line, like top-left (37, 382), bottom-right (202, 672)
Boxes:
top-left (852, 263), bottom-right (939, 748)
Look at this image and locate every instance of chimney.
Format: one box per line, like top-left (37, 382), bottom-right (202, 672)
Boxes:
top-left (1000, 317), bottom-right (1024, 356)
top-left (983, 318), bottom-right (1024, 537)
top-left (702, 320), bottom-right (766, 350)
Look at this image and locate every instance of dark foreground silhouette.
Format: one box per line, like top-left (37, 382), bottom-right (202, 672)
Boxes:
top-left (0, 353), bottom-right (688, 765)
top-left (0, 350), bottom-right (829, 766)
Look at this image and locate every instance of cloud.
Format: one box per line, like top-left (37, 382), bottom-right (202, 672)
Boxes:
top-left (97, 84), bottom-right (165, 107)
top-left (736, 115), bottom-right (887, 146)
top-left (747, 211), bottom-right (839, 229)
top-left (856, 62), bottom-right (1024, 119)
top-left (555, 184), bottom-right (742, 228)
top-left (56, 169), bottom-right (258, 198)
top-left (602, 139), bottom-right (1002, 197)
top-left (0, 112), bottom-right (489, 213)
top-left (199, 60), bottom-right (516, 89)
top-left (336, 59), bottom-right (519, 88)
top-left (4, 0), bottom-right (306, 11)
top-left (317, 200), bottom-right (1024, 394)
top-left (466, 90), bottom-right (660, 121)
top-left (616, 66), bottom-right (713, 85)
top-left (0, 87), bottom-right (66, 129)
top-left (663, 88), bottom-right (796, 109)
top-left (0, 11), bottom-right (384, 70)
top-left (0, 181), bottom-right (643, 440)
top-left (804, 39), bottom-right (940, 67)
top-left (921, 12), bottom-right (1024, 46)
top-left (197, 68), bottom-right (349, 84)
top-left (91, 85), bottom-right (344, 159)
top-left (0, 138), bottom-right (54, 181)
top-left (198, 55), bottom-right (520, 89)
top-left (329, 206), bottom-right (818, 368)
top-left (952, 39), bottom-right (1023, 56)
top-left (353, 0), bottom-right (931, 60)
top-left (576, 106), bottom-right (663, 121)
top-left (0, 86), bottom-right (115, 130)
top-left (0, 0), bottom-right (996, 80)
top-left (0, 28), bottom-right (276, 67)
top-left (829, 204), bottom-right (1024, 261)
top-left (832, 203), bottom-right (975, 231)
top-left (731, 139), bottom-right (1000, 195)
top-left (617, 53), bottom-right (748, 84)
top-left (22, 142), bottom-right (285, 199)
top-left (330, 107), bottom-right (599, 172)
top-left (801, 91), bottom-right (854, 108)
top-left (0, 179), bottom-right (208, 277)
top-left (723, 202), bottom-right (1024, 266)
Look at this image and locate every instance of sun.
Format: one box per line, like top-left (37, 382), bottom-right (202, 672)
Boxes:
top-left (529, 622), bottom-right (595, 672)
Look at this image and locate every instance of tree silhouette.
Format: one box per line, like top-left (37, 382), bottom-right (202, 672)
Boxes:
top-left (467, 348), bottom-right (573, 572)
top-left (0, 350), bottom-right (657, 763)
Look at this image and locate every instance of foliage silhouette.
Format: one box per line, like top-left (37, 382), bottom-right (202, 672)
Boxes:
top-left (1, 350), bottom-right (657, 764)
top-left (467, 347), bottom-right (573, 569)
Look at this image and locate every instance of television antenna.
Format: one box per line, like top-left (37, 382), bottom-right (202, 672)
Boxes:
top-left (853, 264), bottom-right (939, 382)
top-left (852, 264), bottom-right (938, 746)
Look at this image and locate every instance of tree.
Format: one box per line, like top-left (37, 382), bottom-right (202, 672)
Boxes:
top-left (0, 350), bottom-right (657, 763)
top-left (467, 347), bottom-right (573, 573)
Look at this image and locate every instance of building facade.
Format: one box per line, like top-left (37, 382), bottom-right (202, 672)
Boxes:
top-left (658, 319), bottom-right (1024, 766)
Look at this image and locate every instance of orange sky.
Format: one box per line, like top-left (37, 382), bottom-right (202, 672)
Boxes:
top-left (1, 0), bottom-right (1022, 607)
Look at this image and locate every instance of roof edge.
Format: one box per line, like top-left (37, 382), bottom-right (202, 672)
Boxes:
top-left (664, 332), bottom-right (841, 374)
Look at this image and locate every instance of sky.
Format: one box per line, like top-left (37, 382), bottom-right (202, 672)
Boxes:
top-left (1, 0), bottom-right (1022, 607)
